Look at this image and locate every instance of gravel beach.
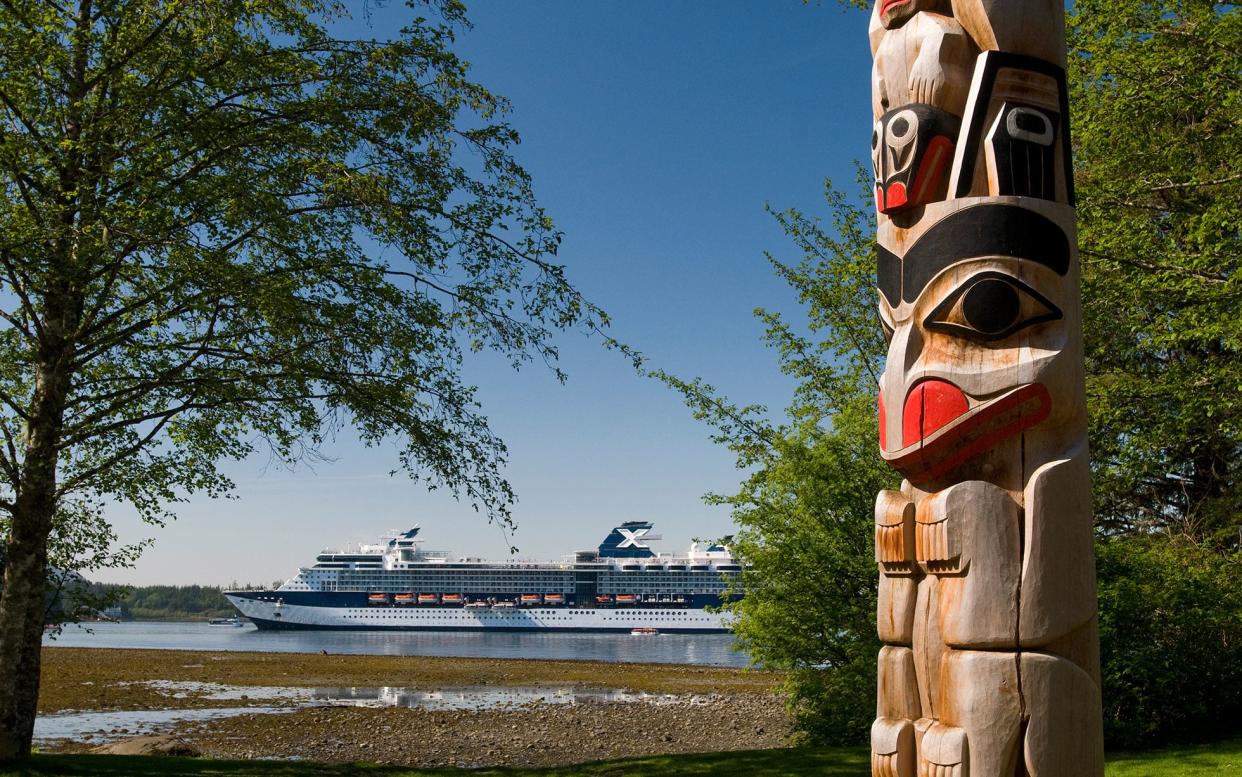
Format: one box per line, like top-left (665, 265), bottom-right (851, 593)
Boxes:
top-left (38, 647), bottom-right (793, 768)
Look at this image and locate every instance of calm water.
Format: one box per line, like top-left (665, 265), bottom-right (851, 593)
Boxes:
top-left (43, 621), bottom-right (748, 667)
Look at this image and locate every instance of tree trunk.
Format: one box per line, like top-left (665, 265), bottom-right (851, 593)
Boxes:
top-left (0, 503), bottom-right (54, 759)
top-left (0, 339), bottom-right (75, 760)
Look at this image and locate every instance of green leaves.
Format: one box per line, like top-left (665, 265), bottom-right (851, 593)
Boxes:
top-left (656, 179), bottom-right (894, 745)
top-left (1096, 537), bottom-right (1242, 747)
top-left (0, 1), bottom-right (604, 551)
top-left (1070, 0), bottom-right (1242, 545)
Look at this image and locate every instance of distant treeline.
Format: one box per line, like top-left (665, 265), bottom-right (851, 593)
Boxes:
top-left (85, 583), bottom-right (257, 620)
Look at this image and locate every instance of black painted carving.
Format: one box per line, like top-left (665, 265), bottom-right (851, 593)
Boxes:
top-left (953, 51), bottom-right (1075, 205)
top-left (989, 102), bottom-right (1059, 199)
top-left (922, 270), bottom-right (1062, 342)
top-left (873, 103), bottom-right (961, 213)
top-left (900, 203), bottom-right (1070, 304)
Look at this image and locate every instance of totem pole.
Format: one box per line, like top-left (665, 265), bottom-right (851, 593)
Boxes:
top-left (867, 0), bottom-right (1104, 774)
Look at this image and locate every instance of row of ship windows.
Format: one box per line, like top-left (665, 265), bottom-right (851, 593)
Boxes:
top-left (340, 609), bottom-right (708, 616)
top-left (312, 583), bottom-right (725, 590)
top-left (308, 570), bottom-right (725, 583)
top-left (339, 612), bottom-right (715, 621)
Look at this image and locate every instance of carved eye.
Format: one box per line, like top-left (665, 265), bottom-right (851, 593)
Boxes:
top-left (923, 271), bottom-right (1061, 342)
top-left (885, 108), bottom-right (919, 175)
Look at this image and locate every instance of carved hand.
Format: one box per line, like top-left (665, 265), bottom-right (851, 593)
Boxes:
top-left (908, 46), bottom-right (946, 106)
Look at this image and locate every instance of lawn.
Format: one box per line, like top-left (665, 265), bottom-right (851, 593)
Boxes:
top-left (3, 740), bottom-right (1240, 776)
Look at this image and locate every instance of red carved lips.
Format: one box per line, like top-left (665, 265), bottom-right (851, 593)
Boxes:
top-left (880, 382), bottom-right (1053, 484)
top-left (880, 0), bottom-right (913, 16)
top-left (902, 379), bottom-right (969, 447)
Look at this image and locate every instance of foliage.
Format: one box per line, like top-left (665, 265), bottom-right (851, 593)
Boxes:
top-left (0, 0), bottom-right (602, 757)
top-left (654, 179), bottom-right (893, 745)
top-left (724, 399), bottom-right (891, 745)
top-left (78, 583), bottom-right (236, 620)
top-left (1096, 536), bottom-right (1242, 748)
top-left (1069, 0), bottom-right (1242, 546)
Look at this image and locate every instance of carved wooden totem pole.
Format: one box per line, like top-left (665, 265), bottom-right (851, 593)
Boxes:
top-left (867, 0), bottom-right (1104, 775)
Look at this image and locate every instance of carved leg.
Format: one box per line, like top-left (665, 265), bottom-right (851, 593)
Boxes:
top-left (873, 645), bottom-right (921, 777)
top-left (921, 649), bottom-right (1023, 777)
top-left (1020, 652), bottom-right (1104, 777)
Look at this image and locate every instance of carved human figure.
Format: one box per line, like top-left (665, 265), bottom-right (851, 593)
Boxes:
top-left (869, 0), bottom-right (976, 213)
top-left (867, 1), bottom-right (1105, 775)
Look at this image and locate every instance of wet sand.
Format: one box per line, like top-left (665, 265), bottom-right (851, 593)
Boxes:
top-left (38, 647), bottom-right (792, 768)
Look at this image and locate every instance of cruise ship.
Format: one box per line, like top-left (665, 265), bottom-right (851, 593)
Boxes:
top-left (224, 522), bottom-right (742, 632)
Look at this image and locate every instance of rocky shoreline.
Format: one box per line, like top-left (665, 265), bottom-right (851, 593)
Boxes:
top-left (38, 647), bottom-right (793, 768)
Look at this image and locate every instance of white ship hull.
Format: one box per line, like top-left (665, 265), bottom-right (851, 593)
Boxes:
top-left (227, 594), bottom-right (730, 633)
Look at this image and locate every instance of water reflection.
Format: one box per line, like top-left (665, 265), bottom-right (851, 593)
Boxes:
top-left (311, 685), bottom-right (714, 710)
top-left (34, 706), bottom-right (293, 744)
top-left (44, 621), bottom-right (746, 666)
top-left (34, 683), bottom-right (714, 746)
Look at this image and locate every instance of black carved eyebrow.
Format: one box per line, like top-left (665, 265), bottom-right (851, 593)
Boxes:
top-left (899, 204), bottom-right (1070, 304)
top-left (877, 244), bottom-right (901, 308)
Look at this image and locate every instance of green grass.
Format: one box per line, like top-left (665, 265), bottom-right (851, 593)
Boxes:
top-left (1105, 738), bottom-right (1242, 776)
top-left (4, 740), bottom-right (1241, 776)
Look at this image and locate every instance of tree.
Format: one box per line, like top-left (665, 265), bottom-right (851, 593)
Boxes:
top-left (655, 182), bottom-right (893, 744)
top-left (0, 0), bottom-right (602, 758)
top-left (1069, 0), bottom-right (1242, 546)
top-left (1095, 536), bottom-right (1242, 747)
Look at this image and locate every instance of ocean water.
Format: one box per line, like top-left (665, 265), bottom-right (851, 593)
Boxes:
top-left (43, 621), bottom-right (749, 667)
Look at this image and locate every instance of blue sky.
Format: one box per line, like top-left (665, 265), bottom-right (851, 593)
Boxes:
top-left (100, 1), bottom-right (875, 586)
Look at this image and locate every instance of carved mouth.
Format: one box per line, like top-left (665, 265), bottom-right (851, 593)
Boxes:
top-left (880, 0), bottom-right (913, 16)
top-left (880, 383), bottom-right (1052, 484)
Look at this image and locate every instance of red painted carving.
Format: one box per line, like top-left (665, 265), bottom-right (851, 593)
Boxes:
top-left (901, 379), bottom-right (970, 448)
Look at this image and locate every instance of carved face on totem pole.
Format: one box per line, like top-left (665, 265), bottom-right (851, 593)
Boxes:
top-left (875, 202), bottom-right (1081, 487)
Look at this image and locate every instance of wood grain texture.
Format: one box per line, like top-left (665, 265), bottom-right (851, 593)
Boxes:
top-left (867, 0), bottom-right (1102, 773)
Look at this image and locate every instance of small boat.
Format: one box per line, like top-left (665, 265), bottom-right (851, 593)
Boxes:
top-left (595, 594), bottom-right (614, 604)
top-left (441, 593), bottom-right (464, 605)
top-left (367, 592), bottom-right (389, 604)
top-left (208, 616), bottom-right (243, 627)
top-left (393, 593), bottom-right (416, 604)
top-left (464, 601), bottom-right (489, 609)
top-left (631, 627), bottom-right (659, 636)
top-left (543, 593), bottom-right (565, 605)
top-left (491, 601), bottom-right (516, 609)
top-left (519, 594), bottom-right (542, 605)
top-left (417, 593), bottom-right (439, 605)
top-left (615, 594), bottom-right (637, 604)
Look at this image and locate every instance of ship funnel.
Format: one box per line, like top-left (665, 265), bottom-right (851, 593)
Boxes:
top-left (598, 521), bottom-right (659, 558)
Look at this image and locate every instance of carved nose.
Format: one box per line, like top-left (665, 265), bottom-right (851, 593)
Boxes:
top-left (903, 379), bottom-right (969, 447)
